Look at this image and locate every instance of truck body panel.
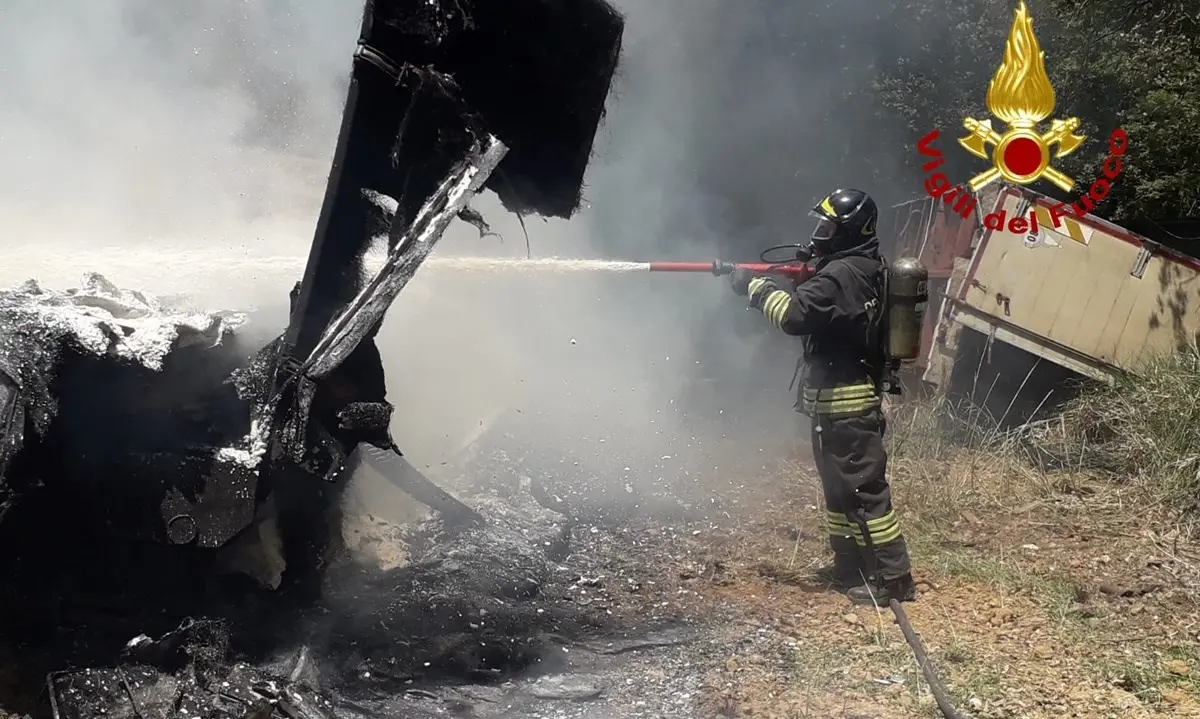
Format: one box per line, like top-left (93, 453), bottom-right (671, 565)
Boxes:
top-left (955, 187), bottom-right (1200, 379)
top-left (882, 183), bottom-right (1200, 389)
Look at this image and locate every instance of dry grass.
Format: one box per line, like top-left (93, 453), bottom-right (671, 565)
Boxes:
top-left (889, 346), bottom-right (1200, 532)
top-left (1023, 347), bottom-right (1200, 521)
top-left (872, 367), bottom-right (1200, 712)
top-left (884, 396), bottom-right (1059, 525)
top-left (886, 361), bottom-right (1200, 590)
top-left (693, 360), bottom-right (1200, 718)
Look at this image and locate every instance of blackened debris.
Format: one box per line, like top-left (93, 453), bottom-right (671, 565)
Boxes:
top-left (48, 619), bottom-right (343, 719)
top-left (0, 276), bottom-right (252, 545)
top-left (368, 0), bottom-right (625, 218)
top-left (457, 206), bottom-right (499, 240)
top-left (0, 0), bottom-right (627, 715)
top-left (38, 492), bottom-right (609, 719)
top-left (285, 0), bottom-right (623, 360)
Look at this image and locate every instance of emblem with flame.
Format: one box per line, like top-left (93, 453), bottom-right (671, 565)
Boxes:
top-left (958, 1), bottom-right (1086, 192)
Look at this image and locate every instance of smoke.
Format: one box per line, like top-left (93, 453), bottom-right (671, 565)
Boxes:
top-left (390, 0), bottom-right (938, 497)
top-left (0, 0), bottom-right (354, 258)
top-left (0, 0), bottom-right (949, 513)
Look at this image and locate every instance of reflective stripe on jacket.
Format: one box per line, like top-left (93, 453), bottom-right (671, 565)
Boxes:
top-left (800, 381), bottom-right (881, 418)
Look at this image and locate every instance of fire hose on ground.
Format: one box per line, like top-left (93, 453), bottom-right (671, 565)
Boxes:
top-left (849, 512), bottom-right (963, 719)
top-left (891, 598), bottom-right (964, 719)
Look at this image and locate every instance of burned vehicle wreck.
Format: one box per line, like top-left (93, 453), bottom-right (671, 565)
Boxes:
top-left (0, 0), bottom-right (623, 716)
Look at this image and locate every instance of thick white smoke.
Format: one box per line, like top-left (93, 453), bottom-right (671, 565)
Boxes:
top-left (0, 0), bottom-right (937, 513)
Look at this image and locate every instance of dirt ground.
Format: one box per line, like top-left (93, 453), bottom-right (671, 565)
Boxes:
top-left (581, 442), bottom-right (1200, 719)
top-left (8, 408), bottom-right (1197, 718)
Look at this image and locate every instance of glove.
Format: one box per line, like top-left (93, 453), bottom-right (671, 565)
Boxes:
top-left (729, 268), bottom-right (755, 296)
top-left (747, 276), bottom-right (778, 309)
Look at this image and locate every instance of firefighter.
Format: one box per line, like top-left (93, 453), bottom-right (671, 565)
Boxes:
top-left (729, 188), bottom-right (916, 605)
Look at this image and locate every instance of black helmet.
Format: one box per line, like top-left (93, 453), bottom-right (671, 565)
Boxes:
top-left (810, 188), bottom-right (878, 254)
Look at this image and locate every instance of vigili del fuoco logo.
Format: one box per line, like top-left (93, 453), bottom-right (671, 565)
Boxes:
top-left (915, 1), bottom-right (1128, 241)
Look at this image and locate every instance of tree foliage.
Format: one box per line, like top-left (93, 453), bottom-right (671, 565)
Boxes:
top-left (874, 0), bottom-right (1200, 223)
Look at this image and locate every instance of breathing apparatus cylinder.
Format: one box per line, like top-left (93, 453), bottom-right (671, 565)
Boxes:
top-left (885, 257), bottom-right (929, 363)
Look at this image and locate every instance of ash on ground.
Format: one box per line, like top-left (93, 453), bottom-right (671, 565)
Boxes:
top-left (14, 465), bottom-right (735, 719)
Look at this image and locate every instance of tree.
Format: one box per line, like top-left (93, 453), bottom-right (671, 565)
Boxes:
top-left (875, 0), bottom-right (1200, 224)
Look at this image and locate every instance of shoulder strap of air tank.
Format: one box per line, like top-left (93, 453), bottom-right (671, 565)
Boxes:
top-left (861, 260), bottom-right (889, 393)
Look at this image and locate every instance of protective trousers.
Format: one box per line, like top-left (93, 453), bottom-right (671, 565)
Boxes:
top-left (811, 407), bottom-right (911, 581)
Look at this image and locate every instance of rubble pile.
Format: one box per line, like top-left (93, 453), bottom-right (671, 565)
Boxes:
top-left (0, 272), bottom-right (247, 459)
top-left (0, 272), bottom-right (251, 537)
top-left (0, 273), bottom-right (704, 718)
top-left (0, 275), bottom-right (259, 711)
top-left (0, 272), bottom-right (630, 717)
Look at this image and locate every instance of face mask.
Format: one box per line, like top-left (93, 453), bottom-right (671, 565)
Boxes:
top-left (810, 211), bottom-right (837, 244)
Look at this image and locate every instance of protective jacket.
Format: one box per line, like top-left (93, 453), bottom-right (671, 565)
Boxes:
top-left (752, 237), bottom-right (886, 417)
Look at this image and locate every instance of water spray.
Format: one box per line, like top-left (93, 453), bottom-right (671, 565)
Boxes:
top-left (421, 257), bottom-right (816, 281)
top-left (7, 253), bottom-right (817, 284)
top-left (419, 242), bottom-right (821, 279)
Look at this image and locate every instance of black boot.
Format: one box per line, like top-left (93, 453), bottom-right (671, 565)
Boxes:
top-left (846, 573), bottom-right (917, 606)
top-left (812, 554), bottom-right (865, 589)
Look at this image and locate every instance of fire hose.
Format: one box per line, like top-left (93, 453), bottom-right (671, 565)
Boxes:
top-left (646, 240), bottom-right (820, 281)
top-left (646, 259), bottom-right (814, 282)
top-left (849, 512), bottom-right (963, 719)
top-left (891, 598), bottom-right (964, 719)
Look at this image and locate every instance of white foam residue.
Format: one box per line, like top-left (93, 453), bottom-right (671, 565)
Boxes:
top-left (8, 272), bottom-right (246, 371)
top-left (217, 418), bottom-right (269, 471)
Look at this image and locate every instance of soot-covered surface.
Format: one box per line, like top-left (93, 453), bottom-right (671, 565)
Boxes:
top-left (286, 0), bottom-right (623, 362)
top-left (0, 274), bottom-right (252, 548)
top-left (16, 482), bottom-right (726, 719)
top-left (0, 272), bottom-right (245, 439)
top-left (365, 0), bottom-right (624, 220)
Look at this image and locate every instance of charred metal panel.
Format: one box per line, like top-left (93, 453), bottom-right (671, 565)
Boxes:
top-left (923, 206), bottom-right (976, 278)
top-left (286, 0), bottom-right (624, 363)
top-left (885, 198), bottom-right (978, 378)
top-left (884, 197), bottom-right (932, 261)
